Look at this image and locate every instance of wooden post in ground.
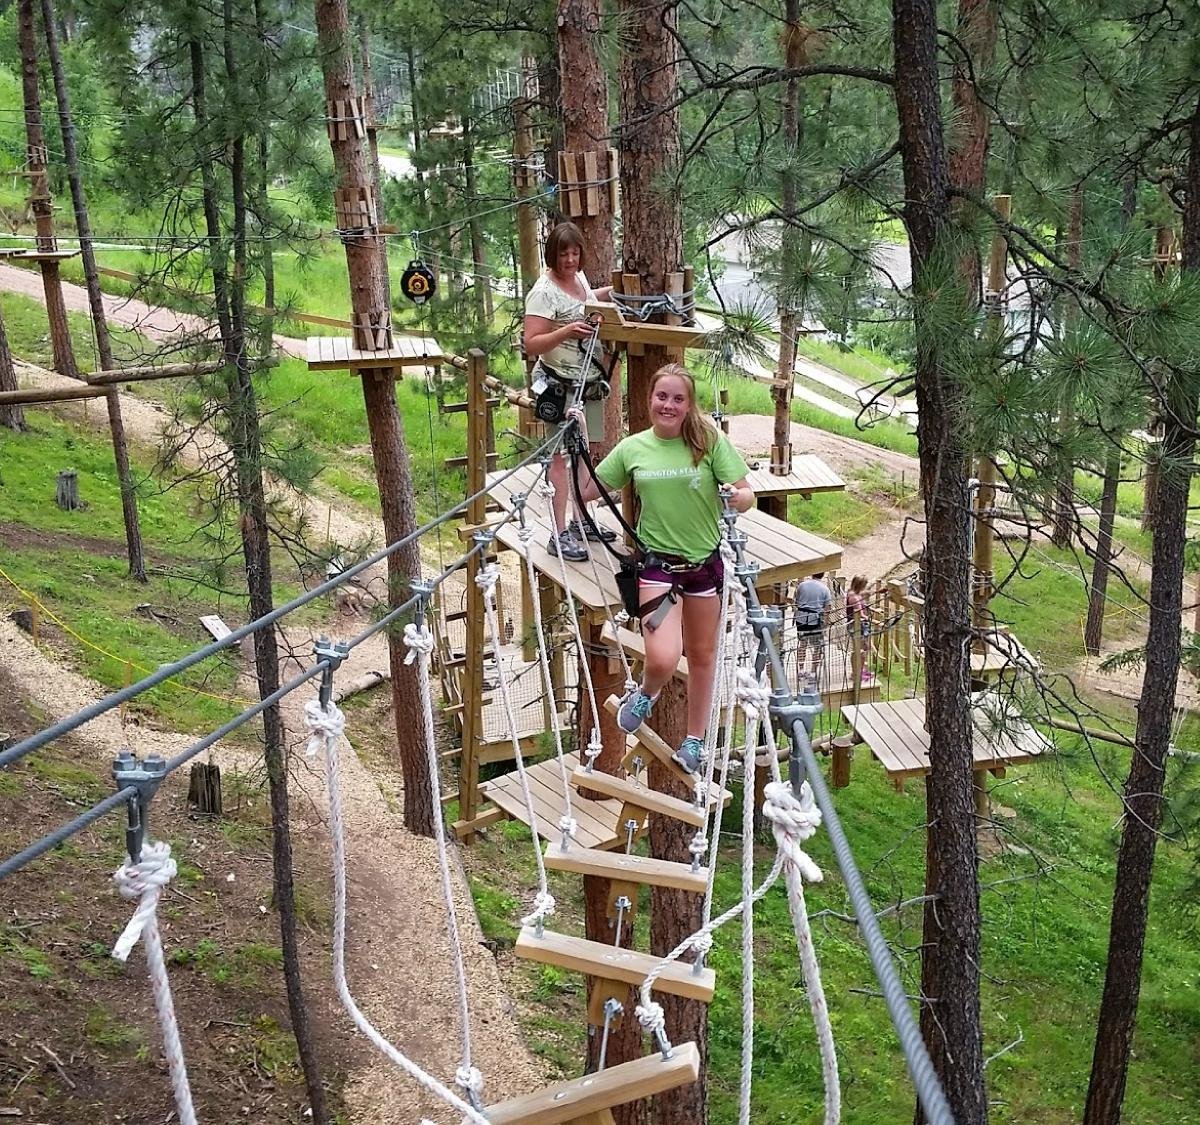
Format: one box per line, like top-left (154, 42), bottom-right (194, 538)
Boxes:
top-left (16, 0), bottom-right (76, 380)
top-left (458, 349), bottom-right (490, 840)
top-left (314, 0), bottom-right (434, 837)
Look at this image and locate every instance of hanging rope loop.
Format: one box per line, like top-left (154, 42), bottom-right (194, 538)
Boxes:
top-left (303, 698), bottom-right (345, 758)
top-left (112, 840), bottom-right (177, 962)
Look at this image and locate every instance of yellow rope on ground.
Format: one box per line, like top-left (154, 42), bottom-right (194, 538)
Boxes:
top-left (0, 563), bottom-right (253, 707)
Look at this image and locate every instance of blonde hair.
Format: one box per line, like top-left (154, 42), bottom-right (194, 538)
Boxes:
top-left (648, 363), bottom-right (716, 466)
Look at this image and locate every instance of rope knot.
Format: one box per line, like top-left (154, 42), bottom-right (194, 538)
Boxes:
top-left (112, 840), bottom-right (176, 962)
top-left (691, 932), bottom-right (714, 956)
top-left (688, 832), bottom-right (708, 858)
top-left (762, 781), bottom-right (824, 884)
top-left (402, 622), bottom-right (435, 665)
top-left (558, 815), bottom-right (578, 840)
top-left (538, 479), bottom-right (556, 499)
top-left (518, 525), bottom-right (534, 544)
top-left (474, 564), bottom-right (500, 600)
top-left (521, 891), bottom-right (556, 928)
top-left (613, 610), bottom-right (631, 627)
top-left (455, 1065), bottom-right (484, 1095)
top-left (635, 1001), bottom-right (666, 1035)
top-left (736, 668), bottom-right (771, 719)
top-left (303, 698), bottom-right (346, 758)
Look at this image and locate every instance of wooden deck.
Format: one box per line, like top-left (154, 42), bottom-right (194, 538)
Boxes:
top-left (744, 455), bottom-right (845, 498)
top-left (841, 694), bottom-right (1050, 784)
top-left (305, 333), bottom-right (444, 371)
top-left (487, 463), bottom-right (842, 624)
top-left (478, 752), bottom-right (630, 850)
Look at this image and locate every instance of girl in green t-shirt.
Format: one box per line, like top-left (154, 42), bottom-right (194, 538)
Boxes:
top-left (574, 363), bottom-right (753, 773)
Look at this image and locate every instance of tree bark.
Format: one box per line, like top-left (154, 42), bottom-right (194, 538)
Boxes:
top-left (0, 306), bottom-right (26, 432)
top-left (40, 0), bottom-right (145, 582)
top-left (772, 6), bottom-right (808, 470)
top-left (193, 21), bottom-right (329, 1120)
top-left (16, 0), bottom-right (76, 381)
top-left (1084, 445), bottom-right (1120, 656)
top-left (616, 5), bottom-right (704, 1118)
top-left (1083, 93), bottom-right (1200, 1125)
top-left (558, 0), bottom-right (620, 454)
top-left (893, 0), bottom-right (988, 1121)
top-left (313, 0), bottom-right (435, 837)
top-left (1051, 183), bottom-right (1084, 550)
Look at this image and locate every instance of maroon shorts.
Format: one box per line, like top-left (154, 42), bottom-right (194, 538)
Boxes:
top-left (640, 553), bottom-right (725, 598)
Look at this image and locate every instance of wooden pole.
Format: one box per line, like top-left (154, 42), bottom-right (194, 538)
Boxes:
top-left (513, 64), bottom-right (542, 300)
top-left (314, 0), bottom-right (434, 837)
top-left (458, 349), bottom-right (489, 840)
top-left (0, 384), bottom-right (107, 405)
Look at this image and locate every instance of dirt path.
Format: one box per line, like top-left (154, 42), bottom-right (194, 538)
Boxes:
top-left (0, 260), bottom-right (306, 358)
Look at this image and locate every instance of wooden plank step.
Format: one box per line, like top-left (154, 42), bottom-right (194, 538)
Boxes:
top-left (604, 696), bottom-right (693, 787)
top-left (569, 767), bottom-right (726, 828)
top-left (485, 1041), bottom-right (700, 1124)
top-left (544, 841), bottom-right (707, 892)
top-left (515, 926), bottom-right (715, 1002)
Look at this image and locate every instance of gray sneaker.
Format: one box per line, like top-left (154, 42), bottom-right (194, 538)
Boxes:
top-left (568, 517), bottom-right (617, 543)
top-left (672, 736), bottom-right (705, 775)
top-left (617, 687), bottom-right (655, 733)
top-left (547, 531), bottom-right (588, 562)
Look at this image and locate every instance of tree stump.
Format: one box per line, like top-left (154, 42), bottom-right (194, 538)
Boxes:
top-left (187, 761), bottom-right (223, 818)
top-left (55, 469), bottom-right (80, 511)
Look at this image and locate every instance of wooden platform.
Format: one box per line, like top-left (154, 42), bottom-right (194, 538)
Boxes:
top-left (305, 333), bottom-right (444, 371)
top-left (487, 463), bottom-right (842, 624)
top-left (477, 752), bottom-right (631, 850)
top-left (10, 248), bottom-right (80, 262)
top-left (841, 694), bottom-right (1050, 784)
top-left (744, 455), bottom-right (845, 499)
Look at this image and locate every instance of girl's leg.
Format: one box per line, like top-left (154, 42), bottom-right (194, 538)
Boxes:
top-left (681, 592), bottom-right (723, 738)
top-left (640, 584), bottom-right (684, 696)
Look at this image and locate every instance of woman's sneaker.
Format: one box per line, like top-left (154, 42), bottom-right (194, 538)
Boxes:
top-left (547, 530), bottom-right (588, 562)
top-left (567, 517), bottom-right (617, 543)
top-left (617, 687), bottom-right (655, 733)
top-left (672, 736), bottom-right (705, 775)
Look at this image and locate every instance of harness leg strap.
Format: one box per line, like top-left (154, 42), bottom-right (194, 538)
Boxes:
top-left (642, 588), bottom-right (679, 631)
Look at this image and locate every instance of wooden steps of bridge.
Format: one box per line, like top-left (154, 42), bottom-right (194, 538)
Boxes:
top-left (604, 695), bottom-right (694, 787)
top-left (569, 766), bottom-right (727, 828)
top-left (544, 841), bottom-right (707, 892)
top-left (484, 1041), bottom-right (701, 1124)
top-left (515, 926), bottom-right (716, 1002)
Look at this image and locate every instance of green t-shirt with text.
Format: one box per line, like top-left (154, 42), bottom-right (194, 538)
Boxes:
top-left (596, 429), bottom-right (750, 563)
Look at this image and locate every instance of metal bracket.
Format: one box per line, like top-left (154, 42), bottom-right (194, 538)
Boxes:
top-left (313, 635), bottom-right (351, 707)
top-left (112, 750), bottom-right (168, 863)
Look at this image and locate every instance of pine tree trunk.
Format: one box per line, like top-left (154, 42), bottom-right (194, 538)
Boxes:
top-left (193, 25), bottom-right (329, 1119)
top-left (313, 0), bottom-right (435, 837)
top-left (462, 113), bottom-right (492, 331)
top-left (893, 0), bottom-right (988, 1121)
top-left (17, 0), bottom-right (77, 381)
top-left (647, 681), bottom-right (706, 1123)
top-left (772, 5), bottom-right (807, 468)
top-left (1084, 445), bottom-right (1121, 657)
top-left (40, 0), bottom-right (145, 582)
top-left (1082, 93), bottom-right (1200, 1125)
top-left (616, 6), bottom-right (705, 1118)
top-left (0, 307), bottom-right (26, 432)
top-left (1051, 183), bottom-right (1085, 550)
top-left (558, 0), bottom-right (620, 454)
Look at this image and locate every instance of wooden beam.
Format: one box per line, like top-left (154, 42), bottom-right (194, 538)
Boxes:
top-left (543, 841), bottom-right (708, 892)
top-left (84, 359), bottom-right (226, 385)
top-left (484, 1042), bottom-right (701, 1124)
top-left (0, 384), bottom-right (107, 405)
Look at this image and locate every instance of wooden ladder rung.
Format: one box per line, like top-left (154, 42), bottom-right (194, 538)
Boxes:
top-left (604, 696), bottom-right (693, 787)
top-left (515, 926), bottom-right (715, 1002)
top-left (543, 841), bottom-right (707, 892)
top-left (484, 1041), bottom-right (700, 1124)
top-left (569, 767), bottom-right (725, 828)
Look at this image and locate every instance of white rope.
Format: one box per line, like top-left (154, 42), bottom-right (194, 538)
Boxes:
top-left (477, 562), bottom-right (555, 928)
top-left (112, 841), bottom-right (197, 1125)
top-left (304, 699), bottom-right (488, 1124)
top-left (518, 521), bottom-right (577, 829)
top-left (403, 621), bottom-right (485, 1105)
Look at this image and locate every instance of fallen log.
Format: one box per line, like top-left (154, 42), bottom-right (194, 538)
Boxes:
top-left (332, 668), bottom-right (390, 704)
